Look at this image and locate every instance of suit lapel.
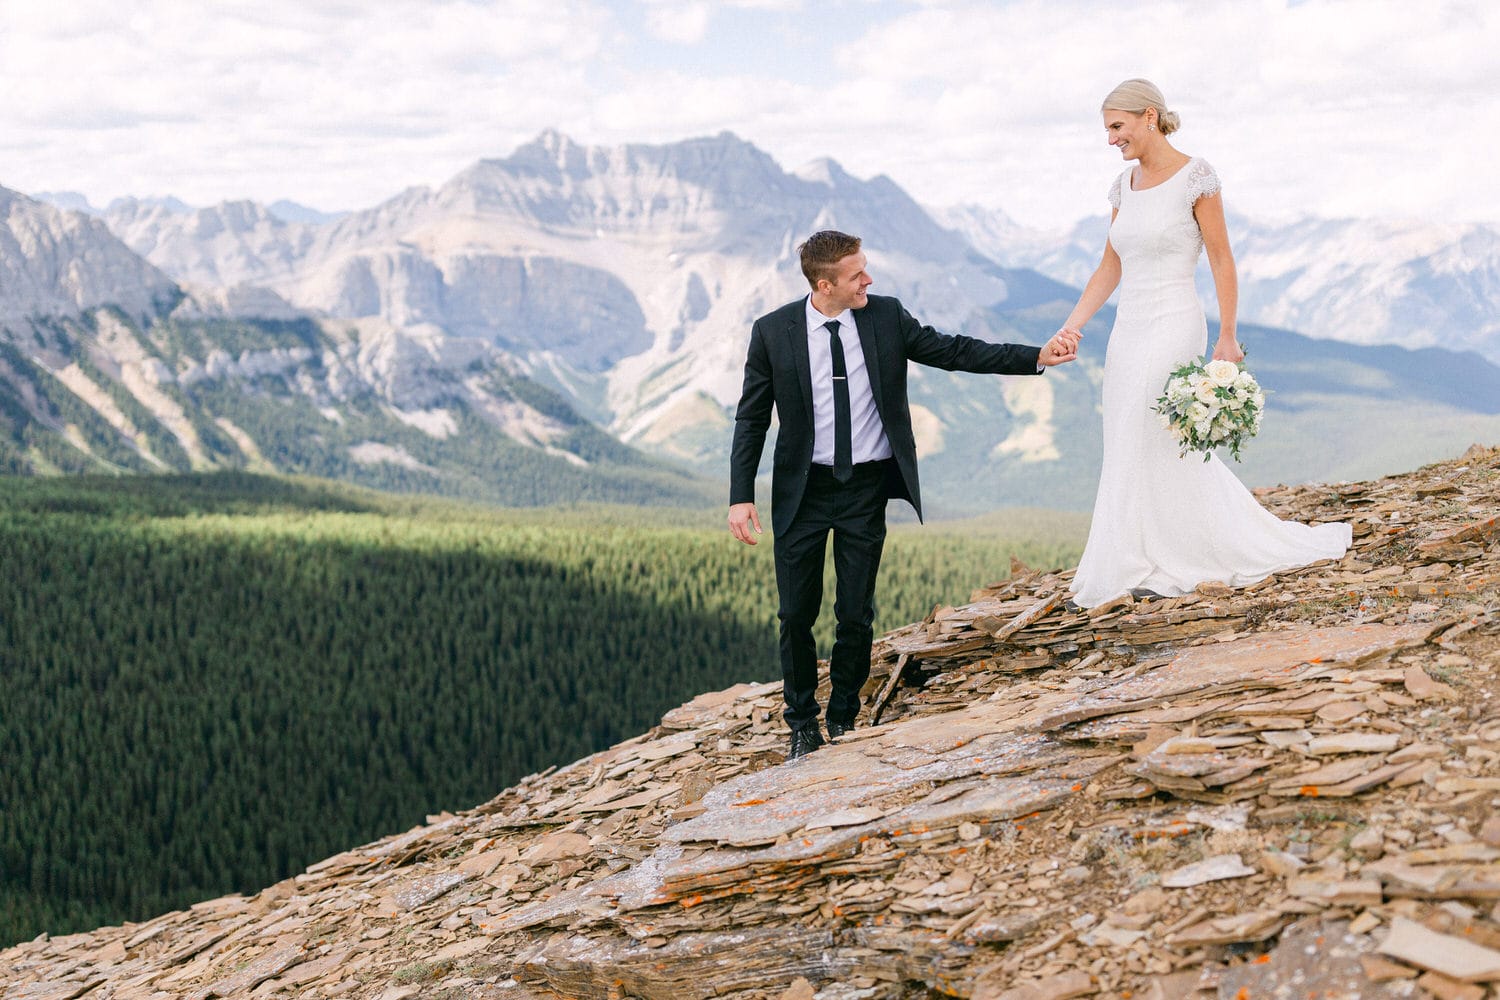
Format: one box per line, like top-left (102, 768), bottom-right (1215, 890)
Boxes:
top-left (853, 306), bottom-right (884, 415)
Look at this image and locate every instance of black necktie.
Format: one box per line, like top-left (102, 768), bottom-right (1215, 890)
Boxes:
top-left (826, 320), bottom-right (852, 482)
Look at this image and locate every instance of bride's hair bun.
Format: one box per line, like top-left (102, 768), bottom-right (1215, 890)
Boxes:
top-left (1101, 78), bottom-right (1180, 135)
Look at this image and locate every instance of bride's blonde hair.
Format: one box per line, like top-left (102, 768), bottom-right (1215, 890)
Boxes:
top-left (1101, 78), bottom-right (1181, 136)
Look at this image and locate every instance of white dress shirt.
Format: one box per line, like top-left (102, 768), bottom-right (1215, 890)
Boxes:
top-left (804, 297), bottom-right (893, 467)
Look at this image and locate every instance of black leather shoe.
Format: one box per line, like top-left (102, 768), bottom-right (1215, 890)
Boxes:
top-left (826, 717), bottom-right (855, 740)
top-left (788, 724), bottom-right (824, 760)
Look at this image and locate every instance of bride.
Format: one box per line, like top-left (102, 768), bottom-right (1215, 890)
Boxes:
top-left (1061, 78), bottom-right (1351, 609)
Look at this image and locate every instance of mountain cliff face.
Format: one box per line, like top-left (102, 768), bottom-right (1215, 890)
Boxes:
top-left (0, 186), bottom-right (179, 327)
top-left (2, 445), bottom-right (1496, 998)
top-left (105, 197), bottom-right (317, 290)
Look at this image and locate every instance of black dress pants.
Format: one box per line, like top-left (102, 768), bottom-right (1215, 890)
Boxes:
top-left (774, 460), bottom-right (889, 730)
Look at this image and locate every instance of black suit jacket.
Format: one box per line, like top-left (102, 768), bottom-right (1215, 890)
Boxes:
top-left (730, 294), bottom-right (1043, 535)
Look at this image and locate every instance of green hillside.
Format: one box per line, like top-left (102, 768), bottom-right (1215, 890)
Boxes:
top-left (0, 472), bottom-right (1086, 945)
top-left (0, 313), bottom-right (714, 508)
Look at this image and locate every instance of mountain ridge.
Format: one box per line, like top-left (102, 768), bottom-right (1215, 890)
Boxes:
top-left (54, 130), bottom-right (1500, 511)
top-left (8, 131), bottom-right (1500, 512)
top-left (944, 203), bottom-right (1500, 365)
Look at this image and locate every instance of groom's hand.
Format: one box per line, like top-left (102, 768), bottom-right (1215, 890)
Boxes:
top-left (1040, 327), bottom-right (1082, 366)
top-left (728, 502), bottom-right (763, 545)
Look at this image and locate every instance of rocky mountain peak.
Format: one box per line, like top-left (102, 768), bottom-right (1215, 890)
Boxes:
top-left (0, 184), bottom-right (179, 328)
top-left (267, 200), bottom-right (344, 226)
top-left (4, 445), bottom-right (1497, 998)
top-left (102, 196), bottom-right (313, 289)
top-left (106, 194), bottom-right (194, 216)
top-left (32, 190), bottom-right (99, 215)
top-left (501, 128), bottom-right (592, 183)
top-left (449, 129), bottom-right (797, 236)
top-left (793, 156), bottom-right (853, 188)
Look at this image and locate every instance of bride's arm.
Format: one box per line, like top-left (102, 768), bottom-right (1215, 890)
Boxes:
top-left (1196, 193), bottom-right (1243, 362)
top-left (1059, 216), bottom-right (1122, 339)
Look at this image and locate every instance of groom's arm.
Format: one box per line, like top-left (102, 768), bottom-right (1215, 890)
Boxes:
top-left (895, 301), bottom-right (1043, 375)
top-left (728, 321), bottom-right (774, 543)
top-left (730, 321), bottom-right (774, 504)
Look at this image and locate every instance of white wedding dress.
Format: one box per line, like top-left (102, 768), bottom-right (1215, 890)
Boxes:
top-left (1069, 158), bottom-right (1351, 609)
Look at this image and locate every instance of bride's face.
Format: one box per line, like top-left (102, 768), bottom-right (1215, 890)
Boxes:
top-left (1103, 109), bottom-right (1150, 160)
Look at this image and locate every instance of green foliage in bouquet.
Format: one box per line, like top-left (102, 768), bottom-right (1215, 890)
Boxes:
top-left (1152, 357), bottom-right (1265, 462)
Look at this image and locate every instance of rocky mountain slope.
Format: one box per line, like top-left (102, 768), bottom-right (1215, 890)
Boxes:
top-left (945, 205), bottom-right (1500, 365)
top-left (0, 186), bottom-right (179, 327)
top-left (5, 443), bottom-right (1496, 999)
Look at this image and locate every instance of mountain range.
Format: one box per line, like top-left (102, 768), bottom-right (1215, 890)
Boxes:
top-left (943, 200), bottom-right (1500, 365)
top-left (8, 131), bottom-right (1500, 512)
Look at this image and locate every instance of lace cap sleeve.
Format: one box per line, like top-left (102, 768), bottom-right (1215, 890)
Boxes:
top-left (1185, 158), bottom-right (1221, 206)
top-left (1107, 171), bottom-right (1123, 210)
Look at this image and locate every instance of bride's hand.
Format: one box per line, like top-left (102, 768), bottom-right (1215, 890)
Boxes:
top-left (1040, 327), bottom-right (1082, 366)
top-left (1212, 337), bottom-right (1244, 363)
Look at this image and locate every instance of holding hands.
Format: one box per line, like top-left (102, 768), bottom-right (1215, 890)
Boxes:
top-left (1041, 327), bottom-right (1083, 366)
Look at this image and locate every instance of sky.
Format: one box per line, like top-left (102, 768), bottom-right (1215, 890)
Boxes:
top-left (1, 0), bottom-right (1496, 229)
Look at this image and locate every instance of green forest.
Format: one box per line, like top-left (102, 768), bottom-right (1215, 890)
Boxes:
top-left (0, 472), bottom-right (1086, 946)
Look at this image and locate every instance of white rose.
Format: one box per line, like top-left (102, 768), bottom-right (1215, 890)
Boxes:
top-left (1235, 371), bottom-right (1256, 391)
top-left (1187, 402), bottom-right (1210, 423)
top-left (1194, 383), bottom-right (1219, 405)
top-left (1205, 359), bottom-right (1239, 387)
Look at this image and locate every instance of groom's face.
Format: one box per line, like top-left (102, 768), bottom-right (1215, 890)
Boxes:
top-left (821, 251), bottom-right (873, 311)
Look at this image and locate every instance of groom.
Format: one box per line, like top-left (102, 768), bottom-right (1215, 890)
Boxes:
top-left (728, 230), bottom-right (1080, 759)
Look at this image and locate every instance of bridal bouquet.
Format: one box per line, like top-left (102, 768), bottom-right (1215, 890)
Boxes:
top-left (1153, 358), bottom-right (1265, 461)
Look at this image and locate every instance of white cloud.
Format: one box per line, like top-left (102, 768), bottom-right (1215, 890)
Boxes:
top-left (0, 0), bottom-right (1495, 229)
top-left (781, 0), bottom-right (1500, 226)
top-left (0, 0), bottom-right (609, 208)
top-left (642, 1), bottom-right (713, 44)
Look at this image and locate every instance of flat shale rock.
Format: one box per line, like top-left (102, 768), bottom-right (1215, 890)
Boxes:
top-left (1377, 916), bottom-right (1500, 981)
top-left (2, 444), bottom-right (1499, 999)
top-left (1216, 917), bottom-right (1414, 998)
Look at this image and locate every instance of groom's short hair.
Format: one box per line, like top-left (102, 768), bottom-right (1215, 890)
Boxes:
top-left (798, 230), bottom-right (861, 288)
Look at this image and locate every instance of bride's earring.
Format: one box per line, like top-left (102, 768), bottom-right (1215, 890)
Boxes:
top-left (1148, 122), bottom-right (1157, 132)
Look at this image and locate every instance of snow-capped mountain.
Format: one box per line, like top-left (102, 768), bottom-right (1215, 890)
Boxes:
top-left (943, 204), bottom-right (1500, 364)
